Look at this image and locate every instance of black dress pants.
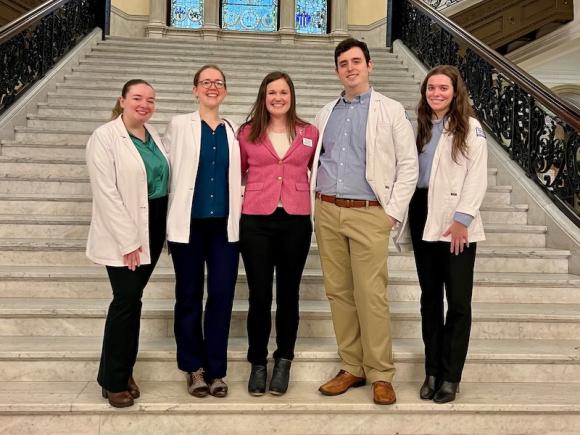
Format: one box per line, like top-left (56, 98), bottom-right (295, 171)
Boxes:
top-left (240, 208), bottom-right (312, 365)
top-left (408, 189), bottom-right (476, 383)
top-left (97, 196), bottom-right (167, 392)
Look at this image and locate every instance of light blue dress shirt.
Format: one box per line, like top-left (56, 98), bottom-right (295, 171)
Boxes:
top-left (315, 89), bottom-right (377, 200)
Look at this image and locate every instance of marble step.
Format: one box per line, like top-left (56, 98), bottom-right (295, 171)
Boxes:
top-left (0, 238), bottom-right (566, 272)
top-left (48, 85), bottom-right (420, 107)
top-left (57, 76), bottom-right (420, 95)
top-left (3, 381), bottom-right (578, 435)
top-left (0, 214), bottom-right (544, 246)
top-left (0, 193), bottom-right (527, 223)
top-left (98, 38), bottom-right (398, 58)
top-left (0, 158), bottom-right (498, 187)
top-left (0, 170), bottom-right (508, 201)
top-left (35, 100), bottom-right (419, 120)
top-left (53, 82), bottom-right (420, 100)
top-left (4, 266), bottom-right (576, 303)
top-left (0, 141), bottom-right (86, 159)
top-left (71, 64), bottom-right (421, 86)
top-left (84, 51), bottom-right (405, 70)
top-left (0, 193), bottom-right (92, 215)
top-left (77, 57), bottom-right (410, 77)
top-left (0, 298), bottom-right (578, 339)
top-left (0, 336), bottom-right (578, 383)
top-left (96, 38), bottom-right (399, 57)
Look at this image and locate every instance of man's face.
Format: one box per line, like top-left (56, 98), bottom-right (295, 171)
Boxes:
top-left (335, 47), bottom-right (372, 96)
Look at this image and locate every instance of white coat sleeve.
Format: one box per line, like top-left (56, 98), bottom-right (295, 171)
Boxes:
top-left (385, 104), bottom-right (419, 222)
top-left (86, 130), bottom-right (141, 255)
top-left (455, 126), bottom-right (488, 216)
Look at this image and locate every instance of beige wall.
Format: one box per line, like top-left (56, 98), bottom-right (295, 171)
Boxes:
top-left (112, 0), bottom-right (149, 16)
top-left (348, 0), bottom-right (386, 25)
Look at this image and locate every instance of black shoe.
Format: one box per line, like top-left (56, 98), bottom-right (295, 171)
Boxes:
top-left (433, 381), bottom-right (460, 403)
top-left (419, 375), bottom-right (439, 400)
top-left (269, 358), bottom-right (292, 396)
top-left (248, 364), bottom-right (267, 396)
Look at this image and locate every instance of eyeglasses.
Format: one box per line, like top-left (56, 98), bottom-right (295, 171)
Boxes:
top-left (198, 79), bottom-right (225, 89)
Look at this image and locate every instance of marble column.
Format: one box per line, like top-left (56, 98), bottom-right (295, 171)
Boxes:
top-left (146, 0), bottom-right (167, 38)
top-left (203, 0), bottom-right (221, 40)
top-left (279, 0), bottom-right (296, 44)
top-left (330, 0), bottom-right (349, 42)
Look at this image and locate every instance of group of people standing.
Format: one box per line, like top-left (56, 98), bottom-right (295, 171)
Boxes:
top-left (85, 37), bottom-right (487, 409)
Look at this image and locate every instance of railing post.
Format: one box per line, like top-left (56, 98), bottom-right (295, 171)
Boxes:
top-left (386, 0), bottom-right (404, 50)
top-left (95, 0), bottom-right (110, 39)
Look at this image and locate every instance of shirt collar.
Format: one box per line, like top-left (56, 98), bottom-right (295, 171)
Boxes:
top-left (340, 87), bottom-right (372, 105)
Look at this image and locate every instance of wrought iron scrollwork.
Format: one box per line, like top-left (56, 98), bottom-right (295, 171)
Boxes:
top-left (400, 0), bottom-right (580, 225)
top-left (0, 0), bottom-right (97, 115)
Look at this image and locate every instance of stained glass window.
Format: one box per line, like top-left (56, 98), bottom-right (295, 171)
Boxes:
top-left (222, 0), bottom-right (278, 32)
top-left (170, 0), bottom-right (204, 29)
top-left (295, 0), bottom-right (327, 34)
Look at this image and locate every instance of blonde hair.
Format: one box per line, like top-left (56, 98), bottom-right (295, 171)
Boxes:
top-left (111, 79), bottom-right (153, 120)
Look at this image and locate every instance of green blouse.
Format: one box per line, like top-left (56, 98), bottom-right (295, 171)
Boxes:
top-left (129, 131), bottom-right (169, 199)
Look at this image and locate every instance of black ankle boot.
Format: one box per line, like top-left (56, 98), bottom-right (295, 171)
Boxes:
top-left (419, 375), bottom-right (439, 400)
top-left (269, 358), bottom-right (291, 396)
top-left (248, 364), bottom-right (267, 396)
top-left (433, 381), bottom-right (460, 403)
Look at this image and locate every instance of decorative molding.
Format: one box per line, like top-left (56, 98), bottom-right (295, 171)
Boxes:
top-left (111, 5), bottom-right (148, 22)
top-left (347, 16), bottom-right (386, 32)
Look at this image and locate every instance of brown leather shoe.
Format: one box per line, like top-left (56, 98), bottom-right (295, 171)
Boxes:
top-left (102, 388), bottom-right (134, 408)
top-left (319, 370), bottom-right (366, 396)
top-left (372, 381), bottom-right (396, 405)
top-left (128, 376), bottom-right (140, 399)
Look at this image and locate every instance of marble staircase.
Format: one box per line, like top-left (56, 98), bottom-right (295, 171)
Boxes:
top-left (0, 37), bottom-right (579, 434)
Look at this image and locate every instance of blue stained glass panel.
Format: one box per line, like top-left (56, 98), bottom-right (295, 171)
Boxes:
top-left (295, 0), bottom-right (327, 34)
top-left (222, 0), bottom-right (278, 32)
top-left (170, 0), bottom-right (204, 29)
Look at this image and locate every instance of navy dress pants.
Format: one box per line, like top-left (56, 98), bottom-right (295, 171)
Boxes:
top-left (409, 188), bottom-right (476, 383)
top-left (169, 218), bottom-right (239, 379)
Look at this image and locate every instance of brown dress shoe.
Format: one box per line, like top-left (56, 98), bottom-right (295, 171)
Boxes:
top-left (319, 370), bottom-right (366, 396)
top-left (101, 388), bottom-right (134, 408)
top-left (128, 376), bottom-right (140, 399)
top-left (373, 381), bottom-right (397, 405)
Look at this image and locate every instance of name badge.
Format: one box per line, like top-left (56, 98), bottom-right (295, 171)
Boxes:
top-left (303, 138), bottom-right (313, 147)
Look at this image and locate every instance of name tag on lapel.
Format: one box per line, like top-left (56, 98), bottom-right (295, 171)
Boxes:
top-left (303, 138), bottom-right (313, 147)
top-left (475, 127), bottom-right (486, 138)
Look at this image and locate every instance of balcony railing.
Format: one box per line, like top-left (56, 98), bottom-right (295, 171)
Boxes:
top-left (0, 0), bottom-right (103, 116)
top-left (389, 0), bottom-right (580, 226)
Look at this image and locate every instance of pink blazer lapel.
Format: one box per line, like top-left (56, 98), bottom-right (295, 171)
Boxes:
top-left (283, 126), bottom-right (306, 160)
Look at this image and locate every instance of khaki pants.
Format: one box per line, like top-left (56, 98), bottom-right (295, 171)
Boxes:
top-left (314, 198), bottom-right (395, 383)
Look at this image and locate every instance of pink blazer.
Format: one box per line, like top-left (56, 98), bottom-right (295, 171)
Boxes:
top-left (239, 123), bottom-right (319, 215)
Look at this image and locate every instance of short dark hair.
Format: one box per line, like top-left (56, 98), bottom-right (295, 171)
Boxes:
top-left (334, 38), bottom-right (371, 69)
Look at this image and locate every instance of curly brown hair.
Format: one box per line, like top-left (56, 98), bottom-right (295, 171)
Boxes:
top-left (416, 65), bottom-right (474, 163)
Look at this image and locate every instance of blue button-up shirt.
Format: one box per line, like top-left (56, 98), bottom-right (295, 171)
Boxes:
top-left (191, 122), bottom-right (229, 218)
top-left (316, 89), bottom-right (376, 200)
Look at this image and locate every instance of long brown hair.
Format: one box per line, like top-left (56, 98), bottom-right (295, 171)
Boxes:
top-left (242, 71), bottom-right (306, 143)
top-left (416, 65), bottom-right (473, 162)
top-left (111, 79), bottom-right (153, 120)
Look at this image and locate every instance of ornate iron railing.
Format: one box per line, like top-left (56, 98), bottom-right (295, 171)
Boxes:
top-left (423, 0), bottom-right (463, 10)
top-left (0, 0), bottom-right (102, 116)
top-left (390, 0), bottom-right (580, 226)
